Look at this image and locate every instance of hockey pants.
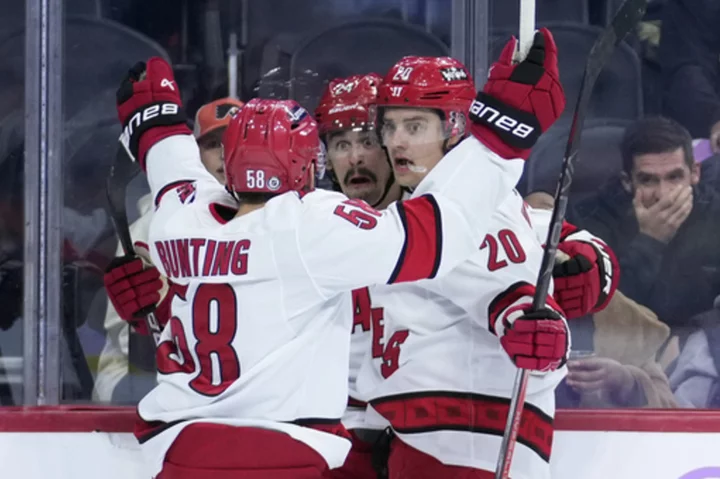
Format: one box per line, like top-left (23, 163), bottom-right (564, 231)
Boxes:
top-left (157, 423), bottom-right (329, 479)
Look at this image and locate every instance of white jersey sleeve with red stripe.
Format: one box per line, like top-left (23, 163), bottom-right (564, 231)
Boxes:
top-left (356, 192), bottom-right (567, 479)
top-left (145, 134), bottom-right (222, 206)
top-left (298, 135), bottom-right (525, 296)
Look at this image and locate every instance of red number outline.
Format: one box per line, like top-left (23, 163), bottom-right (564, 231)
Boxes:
top-left (155, 283), bottom-right (241, 397)
top-left (333, 199), bottom-right (382, 230)
top-left (480, 229), bottom-right (527, 272)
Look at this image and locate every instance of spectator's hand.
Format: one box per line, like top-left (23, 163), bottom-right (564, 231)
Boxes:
top-left (499, 306), bottom-right (569, 372)
top-left (710, 121), bottom-right (720, 153)
top-left (566, 356), bottom-right (636, 401)
top-left (116, 57), bottom-right (191, 169)
top-left (634, 185), bottom-right (692, 243)
top-left (469, 28), bottom-right (565, 160)
top-left (104, 255), bottom-right (164, 335)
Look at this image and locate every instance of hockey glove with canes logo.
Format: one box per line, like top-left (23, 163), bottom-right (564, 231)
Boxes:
top-left (116, 57), bottom-right (191, 169)
top-left (104, 257), bottom-right (171, 335)
top-left (490, 288), bottom-right (569, 372)
top-left (552, 228), bottom-right (620, 319)
top-left (469, 28), bottom-right (565, 160)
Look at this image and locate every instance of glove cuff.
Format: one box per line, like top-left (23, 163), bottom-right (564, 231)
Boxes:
top-left (468, 92), bottom-right (542, 159)
top-left (120, 101), bottom-right (190, 168)
top-left (470, 123), bottom-right (532, 161)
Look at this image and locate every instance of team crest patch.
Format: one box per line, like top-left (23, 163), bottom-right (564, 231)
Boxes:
top-left (176, 181), bottom-right (197, 204)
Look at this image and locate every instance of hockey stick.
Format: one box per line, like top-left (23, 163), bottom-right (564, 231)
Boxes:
top-left (106, 144), bottom-right (163, 346)
top-left (514, 0), bottom-right (536, 63)
top-left (494, 0), bottom-right (647, 477)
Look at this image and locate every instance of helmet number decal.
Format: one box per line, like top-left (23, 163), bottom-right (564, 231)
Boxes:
top-left (390, 86), bottom-right (404, 97)
top-left (246, 169), bottom-right (266, 189)
top-left (392, 66), bottom-right (414, 82)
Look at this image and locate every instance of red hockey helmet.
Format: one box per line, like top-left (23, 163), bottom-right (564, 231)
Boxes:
top-left (377, 56), bottom-right (476, 137)
top-left (314, 73), bottom-right (383, 135)
top-left (223, 98), bottom-right (322, 196)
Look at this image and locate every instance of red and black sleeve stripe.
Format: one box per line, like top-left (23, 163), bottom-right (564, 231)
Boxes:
top-left (388, 194), bottom-right (443, 284)
top-left (487, 281), bottom-right (563, 335)
top-left (154, 179), bottom-right (195, 207)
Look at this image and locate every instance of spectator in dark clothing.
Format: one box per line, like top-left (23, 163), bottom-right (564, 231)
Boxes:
top-left (659, 0), bottom-right (720, 147)
top-left (570, 117), bottom-right (720, 338)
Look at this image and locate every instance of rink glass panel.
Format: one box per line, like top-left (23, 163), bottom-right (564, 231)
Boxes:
top-left (0, 1), bottom-right (25, 406)
top-left (50, 0), bottom-right (456, 406)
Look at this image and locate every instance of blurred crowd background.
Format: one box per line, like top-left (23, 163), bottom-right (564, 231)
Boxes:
top-left (3, 0), bottom-right (720, 411)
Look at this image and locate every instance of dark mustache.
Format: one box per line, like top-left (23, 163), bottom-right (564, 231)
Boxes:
top-left (344, 167), bottom-right (377, 184)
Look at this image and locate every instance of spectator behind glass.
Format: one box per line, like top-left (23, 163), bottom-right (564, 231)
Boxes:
top-left (526, 192), bottom-right (676, 409)
top-left (570, 117), bottom-right (720, 338)
top-left (670, 295), bottom-right (720, 408)
top-left (659, 0), bottom-right (720, 150)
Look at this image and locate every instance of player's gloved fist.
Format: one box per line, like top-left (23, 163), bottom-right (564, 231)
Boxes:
top-left (469, 28), bottom-right (565, 160)
top-left (104, 255), bottom-right (163, 334)
top-left (500, 307), bottom-right (569, 372)
top-left (116, 57), bottom-right (191, 169)
top-left (553, 234), bottom-right (619, 319)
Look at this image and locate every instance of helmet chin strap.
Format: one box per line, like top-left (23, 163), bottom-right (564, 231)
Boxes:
top-left (370, 173), bottom-right (396, 208)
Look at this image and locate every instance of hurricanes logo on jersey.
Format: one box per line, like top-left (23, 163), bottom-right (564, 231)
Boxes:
top-left (176, 181), bottom-right (197, 204)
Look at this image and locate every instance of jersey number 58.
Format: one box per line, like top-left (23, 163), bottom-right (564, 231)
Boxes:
top-left (157, 283), bottom-right (240, 397)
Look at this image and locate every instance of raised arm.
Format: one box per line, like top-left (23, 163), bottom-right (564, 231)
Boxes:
top-left (115, 57), bottom-right (219, 201)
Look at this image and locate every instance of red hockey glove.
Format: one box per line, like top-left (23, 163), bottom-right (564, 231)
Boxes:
top-left (469, 28), bottom-right (565, 160)
top-left (553, 233), bottom-right (619, 319)
top-left (500, 307), bottom-right (569, 372)
top-left (116, 57), bottom-right (191, 169)
top-left (104, 255), bottom-right (164, 335)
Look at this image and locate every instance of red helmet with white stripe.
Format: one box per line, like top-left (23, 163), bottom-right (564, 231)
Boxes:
top-left (377, 56), bottom-right (476, 137)
top-left (223, 98), bottom-right (322, 196)
top-left (314, 73), bottom-right (383, 135)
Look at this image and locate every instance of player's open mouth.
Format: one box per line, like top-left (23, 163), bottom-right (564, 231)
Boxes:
top-left (348, 175), bottom-right (372, 185)
top-left (394, 157), bottom-right (414, 172)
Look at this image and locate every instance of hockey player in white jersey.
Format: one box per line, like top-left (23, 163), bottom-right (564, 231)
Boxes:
top-left (314, 53), bottom-right (619, 479)
top-left (113, 57), bottom-right (528, 478)
top-left (352, 29), bottom-right (615, 479)
top-left (314, 73), bottom-right (407, 479)
top-left (99, 97), bottom-right (243, 403)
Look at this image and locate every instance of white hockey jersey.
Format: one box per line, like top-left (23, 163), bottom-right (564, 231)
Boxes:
top-left (136, 134), bottom-right (524, 477)
top-left (355, 193), bottom-right (567, 479)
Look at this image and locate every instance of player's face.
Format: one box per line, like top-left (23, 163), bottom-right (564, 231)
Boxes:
top-left (327, 129), bottom-right (393, 205)
top-left (198, 129), bottom-right (227, 185)
top-left (627, 147), bottom-right (698, 208)
top-left (381, 108), bottom-right (446, 189)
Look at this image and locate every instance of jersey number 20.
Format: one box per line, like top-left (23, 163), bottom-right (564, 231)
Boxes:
top-left (480, 229), bottom-right (527, 272)
top-left (157, 283), bottom-right (240, 397)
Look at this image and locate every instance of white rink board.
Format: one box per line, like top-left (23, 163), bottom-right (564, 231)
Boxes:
top-left (1, 430), bottom-right (719, 478)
